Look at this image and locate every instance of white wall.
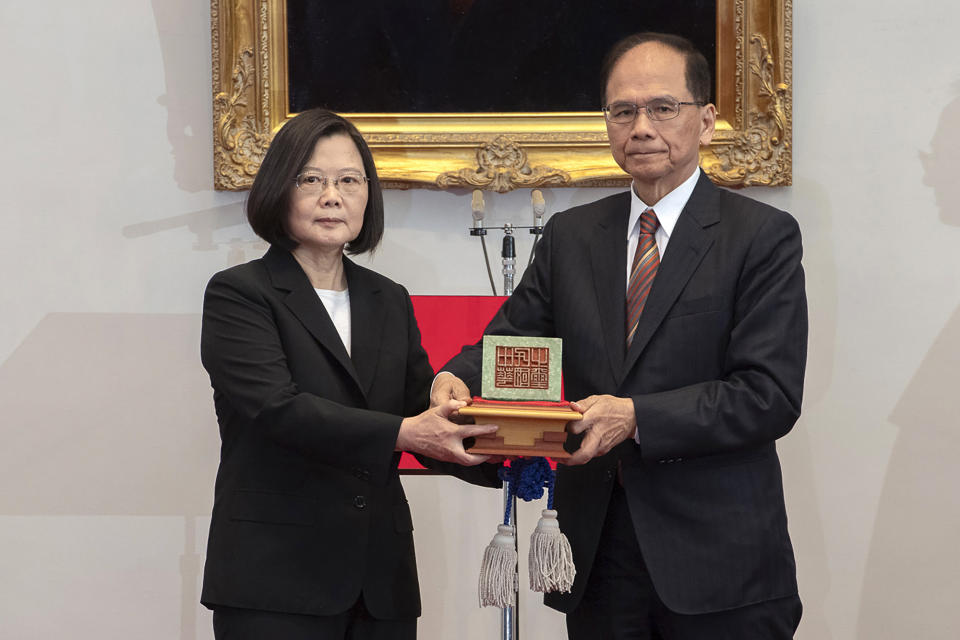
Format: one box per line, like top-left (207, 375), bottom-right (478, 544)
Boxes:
top-left (1, 1), bottom-right (958, 638)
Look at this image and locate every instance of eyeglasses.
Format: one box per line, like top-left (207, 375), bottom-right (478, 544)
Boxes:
top-left (602, 98), bottom-right (705, 124)
top-left (294, 171), bottom-right (368, 195)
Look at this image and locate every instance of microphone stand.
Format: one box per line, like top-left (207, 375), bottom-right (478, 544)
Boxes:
top-left (502, 224), bottom-right (516, 297)
top-left (466, 190), bottom-right (550, 640)
top-left (498, 223), bottom-right (518, 640)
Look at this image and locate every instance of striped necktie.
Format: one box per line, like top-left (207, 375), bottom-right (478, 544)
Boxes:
top-left (626, 209), bottom-right (660, 347)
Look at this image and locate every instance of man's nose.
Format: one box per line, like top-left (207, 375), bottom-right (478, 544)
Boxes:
top-left (630, 109), bottom-right (657, 138)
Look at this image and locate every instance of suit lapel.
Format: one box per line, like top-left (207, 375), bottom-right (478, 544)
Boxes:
top-left (343, 258), bottom-right (384, 398)
top-left (588, 194), bottom-right (630, 385)
top-left (621, 174), bottom-right (720, 380)
top-left (263, 246), bottom-right (365, 396)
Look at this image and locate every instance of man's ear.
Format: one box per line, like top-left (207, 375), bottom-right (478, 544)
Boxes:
top-left (699, 103), bottom-right (717, 146)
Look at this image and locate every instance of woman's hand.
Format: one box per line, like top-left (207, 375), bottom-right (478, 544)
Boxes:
top-left (397, 400), bottom-right (498, 465)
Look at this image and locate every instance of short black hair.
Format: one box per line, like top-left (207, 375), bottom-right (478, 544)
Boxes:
top-left (600, 32), bottom-right (712, 106)
top-left (246, 108), bottom-right (384, 255)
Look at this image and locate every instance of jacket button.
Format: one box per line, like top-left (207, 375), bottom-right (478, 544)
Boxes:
top-left (605, 469), bottom-right (615, 481)
top-left (353, 496), bottom-right (366, 509)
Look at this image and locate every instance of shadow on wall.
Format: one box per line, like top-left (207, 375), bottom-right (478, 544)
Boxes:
top-left (857, 91), bottom-right (960, 639)
top-left (0, 313), bottom-right (220, 640)
top-left (780, 176), bottom-right (838, 640)
top-left (151, 0), bottom-right (213, 193)
top-left (121, 201), bottom-right (265, 264)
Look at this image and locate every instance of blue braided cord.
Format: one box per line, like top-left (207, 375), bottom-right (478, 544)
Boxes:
top-left (497, 458), bottom-right (559, 523)
top-left (498, 466), bottom-right (515, 525)
top-left (546, 466), bottom-right (555, 510)
top-left (514, 457), bottom-right (549, 501)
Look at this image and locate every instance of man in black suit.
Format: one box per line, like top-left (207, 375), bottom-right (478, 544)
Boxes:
top-left (434, 33), bottom-right (806, 639)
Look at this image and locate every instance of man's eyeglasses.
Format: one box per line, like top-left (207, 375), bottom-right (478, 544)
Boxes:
top-left (294, 171), bottom-right (368, 195)
top-left (602, 98), bottom-right (705, 124)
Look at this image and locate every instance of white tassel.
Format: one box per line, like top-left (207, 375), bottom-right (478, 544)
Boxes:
top-left (528, 509), bottom-right (576, 594)
top-left (478, 524), bottom-right (518, 608)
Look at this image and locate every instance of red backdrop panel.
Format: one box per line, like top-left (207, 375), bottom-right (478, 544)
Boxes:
top-left (399, 295), bottom-right (507, 471)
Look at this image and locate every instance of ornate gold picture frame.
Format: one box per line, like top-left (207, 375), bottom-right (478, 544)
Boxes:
top-left (212, 0), bottom-right (791, 192)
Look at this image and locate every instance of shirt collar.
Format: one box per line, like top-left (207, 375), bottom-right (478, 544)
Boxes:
top-left (627, 167), bottom-right (700, 239)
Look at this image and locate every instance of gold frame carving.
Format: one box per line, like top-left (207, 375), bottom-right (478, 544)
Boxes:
top-left (212, 0), bottom-right (791, 192)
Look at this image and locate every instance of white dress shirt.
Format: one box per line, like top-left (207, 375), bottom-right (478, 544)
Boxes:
top-left (625, 167), bottom-right (700, 291)
top-left (315, 287), bottom-right (352, 356)
top-left (624, 168), bottom-right (700, 443)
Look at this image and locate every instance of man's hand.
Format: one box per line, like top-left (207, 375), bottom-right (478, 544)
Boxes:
top-left (397, 399), bottom-right (497, 465)
top-left (430, 372), bottom-right (471, 408)
top-left (565, 395), bottom-right (637, 466)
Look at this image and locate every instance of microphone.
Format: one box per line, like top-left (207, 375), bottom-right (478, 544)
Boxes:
top-left (502, 223), bottom-right (516, 296)
top-left (527, 190), bottom-right (546, 267)
top-left (469, 189), bottom-right (497, 294)
top-left (471, 189), bottom-right (487, 236)
top-left (531, 189), bottom-right (545, 234)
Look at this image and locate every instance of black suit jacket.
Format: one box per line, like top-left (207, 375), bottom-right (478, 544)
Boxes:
top-left (445, 173), bottom-right (807, 615)
top-left (199, 246), bottom-right (493, 620)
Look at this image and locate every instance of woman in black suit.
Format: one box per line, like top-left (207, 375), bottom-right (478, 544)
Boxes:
top-left (199, 109), bottom-right (497, 639)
